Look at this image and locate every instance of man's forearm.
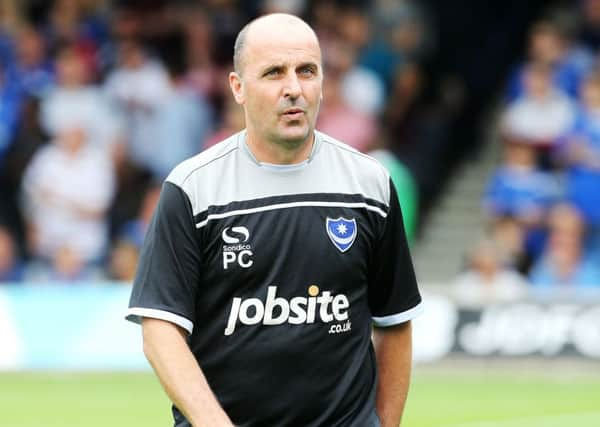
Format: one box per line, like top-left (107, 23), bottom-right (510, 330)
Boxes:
top-left (142, 318), bottom-right (234, 427)
top-left (373, 321), bottom-right (413, 427)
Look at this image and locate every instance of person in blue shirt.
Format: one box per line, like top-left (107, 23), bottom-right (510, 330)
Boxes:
top-left (505, 20), bottom-right (593, 101)
top-left (11, 26), bottom-right (54, 99)
top-left (483, 138), bottom-right (561, 261)
top-left (483, 141), bottom-right (560, 220)
top-left (0, 65), bottom-right (23, 167)
top-left (529, 204), bottom-right (600, 287)
top-left (559, 72), bottom-right (600, 233)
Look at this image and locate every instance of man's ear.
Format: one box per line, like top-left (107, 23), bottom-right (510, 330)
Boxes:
top-left (229, 72), bottom-right (245, 105)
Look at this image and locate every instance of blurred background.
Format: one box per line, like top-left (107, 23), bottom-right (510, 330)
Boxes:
top-left (0, 0), bottom-right (599, 426)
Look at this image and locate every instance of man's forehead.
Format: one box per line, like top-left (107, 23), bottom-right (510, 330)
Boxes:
top-left (244, 16), bottom-right (321, 62)
top-left (248, 40), bottom-right (321, 66)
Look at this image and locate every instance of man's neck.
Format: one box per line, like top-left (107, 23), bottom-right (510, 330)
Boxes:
top-left (245, 132), bottom-right (315, 165)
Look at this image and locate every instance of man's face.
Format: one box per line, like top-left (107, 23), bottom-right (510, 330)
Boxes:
top-left (230, 24), bottom-right (323, 148)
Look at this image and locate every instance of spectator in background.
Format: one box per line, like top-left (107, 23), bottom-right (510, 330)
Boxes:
top-left (40, 44), bottom-right (123, 159)
top-left (529, 203), bottom-right (600, 287)
top-left (107, 239), bottom-right (138, 282)
top-left (454, 238), bottom-right (527, 306)
top-left (310, 0), bottom-right (339, 44)
top-left (0, 95), bottom-right (46, 245)
top-left (21, 117), bottom-right (115, 280)
top-left (502, 62), bottom-right (575, 148)
top-left (108, 182), bottom-right (161, 282)
top-left (317, 38), bottom-right (378, 152)
top-left (332, 8), bottom-right (386, 118)
top-left (103, 37), bottom-right (171, 174)
top-left (340, 61), bottom-right (385, 118)
top-left (484, 139), bottom-right (561, 223)
top-left (0, 225), bottom-right (23, 282)
top-left (114, 182), bottom-right (161, 251)
top-left (33, 245), bottom-right (105, 282)
top-left (382, 62), bottom-right (426, 151)
top-left (362, 0), bottom-right (432, 90)
top-left (381, 60), bottom-right (452, 208)
top-left (41, 0), bottom-right (109, 78)
top-left (506, 20), bottom-right (593, 100)
top-left (489, 216), bottom-right (530, 273)
top-left (150, 32), bottom-right (213, 179)
top-left (316, 5), bottom-right (386, 119)
top-left (1, 95), bottom-right (46, 198)
top-left (205, 96), bottom-right (245, 148)
top-left (0, 63), bottom-right (22, 167)
top-left (11, 25), bottom-right (54, 99)
top-left (336, 5), bottom-right (371, 53)
top-left (483, 138), bottom-right (561, 264)
top-left (182, 7), bottom-right (220, 101)
top-left (559, 71), bottom-right (600, 238)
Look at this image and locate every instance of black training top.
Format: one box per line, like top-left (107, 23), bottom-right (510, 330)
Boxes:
top-left (126, 130), bottom-right (422, 427)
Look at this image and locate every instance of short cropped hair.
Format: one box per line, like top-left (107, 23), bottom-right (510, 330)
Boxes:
top-left (233, 22), bottom-right (251, 75)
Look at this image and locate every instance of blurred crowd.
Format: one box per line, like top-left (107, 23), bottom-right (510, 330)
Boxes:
top-left (0, 0), bottom-right (433, 283)
top-left (456, 1), bottom-right (600, 300)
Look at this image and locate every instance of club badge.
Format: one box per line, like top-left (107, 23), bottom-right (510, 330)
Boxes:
top-left (326, 217), bottom-right (357, 253)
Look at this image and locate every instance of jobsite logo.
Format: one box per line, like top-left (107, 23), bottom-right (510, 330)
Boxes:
top-left (224, 285), bottom-right (352, 336)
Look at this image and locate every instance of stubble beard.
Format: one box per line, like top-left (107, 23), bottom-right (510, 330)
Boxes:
top-left (271, 103), bottom-right (320, 151)
top-left (271, 127), bottom-right (312, 151)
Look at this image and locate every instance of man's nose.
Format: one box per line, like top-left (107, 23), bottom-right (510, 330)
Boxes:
top-left (283, 73), bottom-right (302, 99)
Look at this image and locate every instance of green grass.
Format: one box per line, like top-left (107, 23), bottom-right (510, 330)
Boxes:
top-left (0, 370), bottom-right (599, 426)
top-left (403, 372), bottom-right (600, 427)
top-left (0, 372), bottom-right (171, 427)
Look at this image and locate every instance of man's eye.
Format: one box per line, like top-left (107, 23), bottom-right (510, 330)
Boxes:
top-left (299, 67), bottom-right (315, 76)
top-left (265, 69), bottom-right (281, 77)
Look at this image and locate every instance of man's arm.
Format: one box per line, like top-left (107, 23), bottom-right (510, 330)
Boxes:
top-left (373, 321), bottom-right (413, 427)
top-left (142, 318), bottom-right (234, 427)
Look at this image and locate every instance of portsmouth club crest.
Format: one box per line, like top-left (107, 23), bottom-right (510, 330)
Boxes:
top-left (326, 217), bottom-right (357, 253)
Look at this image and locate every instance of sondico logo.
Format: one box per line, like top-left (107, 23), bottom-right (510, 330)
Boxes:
top-left (224, 285), bottom-right (352, 336)
top-left (222, 226), bottom-right (253, 269)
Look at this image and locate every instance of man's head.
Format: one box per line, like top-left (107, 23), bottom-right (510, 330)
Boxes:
top-left (229, 13), bottom-right (323, 158)
top-left (547, 204), bottom-right (585, 270)
top-left (56, 46), bottom-right (89, 87)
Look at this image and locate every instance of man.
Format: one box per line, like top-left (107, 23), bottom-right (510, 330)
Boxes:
top-left (126, 13), bottom-right (422, 427)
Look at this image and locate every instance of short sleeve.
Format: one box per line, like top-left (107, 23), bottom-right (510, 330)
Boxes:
top-left (126, 182), bottom-right (202, 334)
top-left (368, 179), bottom-right (423, 327)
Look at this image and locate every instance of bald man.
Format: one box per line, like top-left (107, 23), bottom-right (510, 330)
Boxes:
top-left (127, 13), bottom-right (422, 427)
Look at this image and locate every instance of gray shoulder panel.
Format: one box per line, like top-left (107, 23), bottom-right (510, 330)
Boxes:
top-left (316, 131), bottom-right (391, 206)
top-left (164, 130), bottom-right (392, 216)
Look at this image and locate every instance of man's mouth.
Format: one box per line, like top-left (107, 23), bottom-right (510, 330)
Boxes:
top-left (282, 108), bottom-right (305, 119)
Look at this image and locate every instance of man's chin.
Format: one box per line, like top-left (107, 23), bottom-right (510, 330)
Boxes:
top-left (285, 123), bottom-right (314, 139)
top-left (274, 129), bottom-right (312, 148)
